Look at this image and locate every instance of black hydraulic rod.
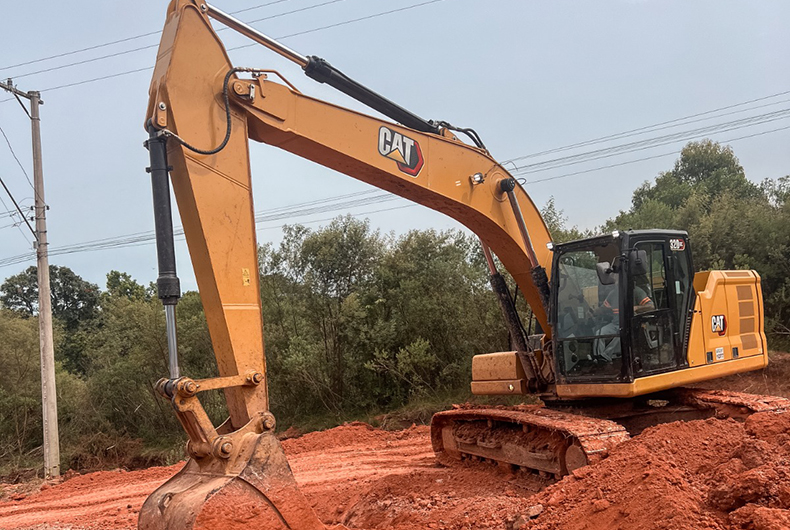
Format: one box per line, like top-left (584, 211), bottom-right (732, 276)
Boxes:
top-left (146, 123), bottom-right (182, 379)
top-left (146, 123), bottom-right (181, 305)
top-left (500, 177), bottom-right (551, 314)
top-left (302, 56), bottom-right (440, 135)
top-left (204, 2), bottom-right (440, 135)
top-left (479, 239), bottom-right (529, 352)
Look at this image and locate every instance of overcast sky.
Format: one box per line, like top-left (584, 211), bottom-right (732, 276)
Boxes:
top-left (0, 0), bottom-right (788, 291)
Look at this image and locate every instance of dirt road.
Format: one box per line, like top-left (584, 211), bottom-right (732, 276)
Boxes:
top-left (0, 423), bottom-right (545, 530)
top-left (3, 354), bottom-right (790, 530)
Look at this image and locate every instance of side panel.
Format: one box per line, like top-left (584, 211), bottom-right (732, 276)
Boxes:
top-left (688, 270), bottom-right (767, 366)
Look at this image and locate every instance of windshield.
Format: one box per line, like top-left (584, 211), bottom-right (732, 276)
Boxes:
top-left (555, 241), bottom-right (623, 379)
top-left (556, 244), bottom-right (619, 339)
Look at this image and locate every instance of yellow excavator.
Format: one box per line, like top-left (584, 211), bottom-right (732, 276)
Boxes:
top-left (139, 2), bottom-right (789, 528)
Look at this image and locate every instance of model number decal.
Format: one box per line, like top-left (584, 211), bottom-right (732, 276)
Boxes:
top-left (711, 314), bottom-right (726, 336)
top-left (378, 126), bottom-right (424, 177)
top-left (670, 238), bottom-right (686, 251)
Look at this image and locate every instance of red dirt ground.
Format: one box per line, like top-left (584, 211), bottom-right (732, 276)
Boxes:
top-left (2, 414), bottom-right (790, 530)
top-left (2, 353), bottom-right (790, 530)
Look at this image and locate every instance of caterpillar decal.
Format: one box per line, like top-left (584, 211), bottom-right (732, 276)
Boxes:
top-left (711, 314), bottom-right (726, 336)
top-left (378, 126), bottom-right (424, 176)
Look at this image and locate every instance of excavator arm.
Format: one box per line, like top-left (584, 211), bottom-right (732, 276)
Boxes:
top-left (140, 1), bottom-right (553, 528)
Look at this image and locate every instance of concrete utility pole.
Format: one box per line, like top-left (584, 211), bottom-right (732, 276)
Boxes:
top-left (1, 80), bottom-right (60, 478)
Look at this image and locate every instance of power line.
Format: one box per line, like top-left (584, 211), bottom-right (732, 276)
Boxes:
top-left (1, 0), bottom-right (448, 95)
top-left (503, 89), bottom-right (790, 165)
top-left (511, 108), bottom-right (790, 175)
top-left (231, 0), bottom-right (447, 49)
top-left (8, 0), bottom-right (348, 81)
top-left (0, 190), bottom-right (409, 268)
top-left (0, 123), bottom-right (35, 190)
top-left (0, 0), bottom-right (295, 73)
top-left (39, 67), bottom-right (152, 93)
top-left (523, 123), bottom-right (790, 185)
top-left (0, 174), bottom-right (36, 240)
top-left (0, 193), bottom-right (31, 245)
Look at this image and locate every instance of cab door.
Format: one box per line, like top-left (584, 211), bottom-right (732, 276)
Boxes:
top-left (629, 240), bottom-right (680, 375)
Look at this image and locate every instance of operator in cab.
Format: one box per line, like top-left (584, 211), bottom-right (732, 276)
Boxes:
top-left (595, 274), bottom-right (654, 361)
top-left (602, 278), bottom-right (655, 316)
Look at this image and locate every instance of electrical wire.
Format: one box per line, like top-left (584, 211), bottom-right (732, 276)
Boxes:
top-left (8, 0), bottom-right (348, 81)
top-left (511, 108), bottom-right (790, 175)
top-left (503, 89), bottom-right (790, 165)
top-left (0, 174), bottom-right (35, 241)
top-left (0, 124), bottom-right (35, 191)
top-left (0, 193), bottom-right (31, 245)
top-left (0, 0), bottom-right (295, 73)
top-left (522, 124), bottom-right (790, 185)
top-left (1, 0), bottom-right (449, 95)
top-left (228, 0), bottom-right (448, 51)
top-left (0, 190), bottom-right (410, 267)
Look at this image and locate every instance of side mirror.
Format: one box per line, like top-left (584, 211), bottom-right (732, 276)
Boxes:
top-left (629, 249), bottom-right (648, 276)
top-left (596, 262), bottom-right (616, 285)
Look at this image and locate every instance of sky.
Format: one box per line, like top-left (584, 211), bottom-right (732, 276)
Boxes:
top-left (0, 0), bottom-right (788, 291)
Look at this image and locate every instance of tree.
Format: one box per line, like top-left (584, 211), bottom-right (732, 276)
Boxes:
top-left (605, 140), bottom-right (790, 347)
top-left (606, 140), bottom-right (762, 232)
top-left (0, 310), bottom-right (90, 469)
top-left (105, 270), bottom-right (150, 301)
top-left (0, 265), bottom-right (100, 329)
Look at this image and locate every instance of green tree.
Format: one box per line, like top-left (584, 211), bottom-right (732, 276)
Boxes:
top-left (0, 265), bottom-right (100, 329)
top-left (105, 270), bottom-right (150, 300)
top-left (0, 310), bottom-right (90, 472)
top-left (605, 140), bottom-right (790, 346)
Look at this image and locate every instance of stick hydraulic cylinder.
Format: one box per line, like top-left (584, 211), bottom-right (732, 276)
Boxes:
top-left (147, 123), bottom-right (181, 379)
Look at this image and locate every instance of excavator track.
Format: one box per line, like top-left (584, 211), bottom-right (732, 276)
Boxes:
top-left (432, 389), bottom-right (789, 479)
top-left (674, 387), bottom-right (790, 419)
top-left (431, 405), bottom-right (630, 478)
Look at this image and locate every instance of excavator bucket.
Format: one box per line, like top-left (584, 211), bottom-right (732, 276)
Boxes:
top-left (140, 433), bottom-right (327, 530)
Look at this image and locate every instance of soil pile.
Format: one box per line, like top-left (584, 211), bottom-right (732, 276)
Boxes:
top-left (520, 411), bottom-right (790, 530)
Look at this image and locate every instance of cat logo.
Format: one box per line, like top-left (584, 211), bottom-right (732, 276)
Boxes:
top-left (711, 315), bottom-right (726, 336)
top-left (378, 126), bottom-right (424, 177)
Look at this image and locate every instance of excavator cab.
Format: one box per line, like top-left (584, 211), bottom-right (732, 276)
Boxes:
top-left (551, 229), bottom-right (694, 385)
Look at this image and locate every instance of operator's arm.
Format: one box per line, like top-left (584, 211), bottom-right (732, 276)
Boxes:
top-left (634, 286), bottom-right (655, 314)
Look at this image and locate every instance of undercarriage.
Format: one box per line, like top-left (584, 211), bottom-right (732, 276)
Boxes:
top-left (431, 388), bottom-right (790, 478)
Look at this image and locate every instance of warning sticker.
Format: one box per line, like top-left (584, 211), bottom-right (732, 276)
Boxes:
top-left (715, 347), bottom-right (725, 361)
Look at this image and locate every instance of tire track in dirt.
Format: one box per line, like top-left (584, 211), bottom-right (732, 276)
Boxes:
top-left (0, 424), bottom-right (497, 530)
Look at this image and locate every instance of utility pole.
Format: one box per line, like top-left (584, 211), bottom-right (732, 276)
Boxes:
top-left (1, 80), bottom-right (59, 478)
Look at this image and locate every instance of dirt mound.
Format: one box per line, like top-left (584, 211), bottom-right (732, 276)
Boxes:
top-left (519, 411), bottom-right (790, 530)
top-left (341, 463), bottom-right (547, 530)
top-left (282, 421), bottom-right (382, 454)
